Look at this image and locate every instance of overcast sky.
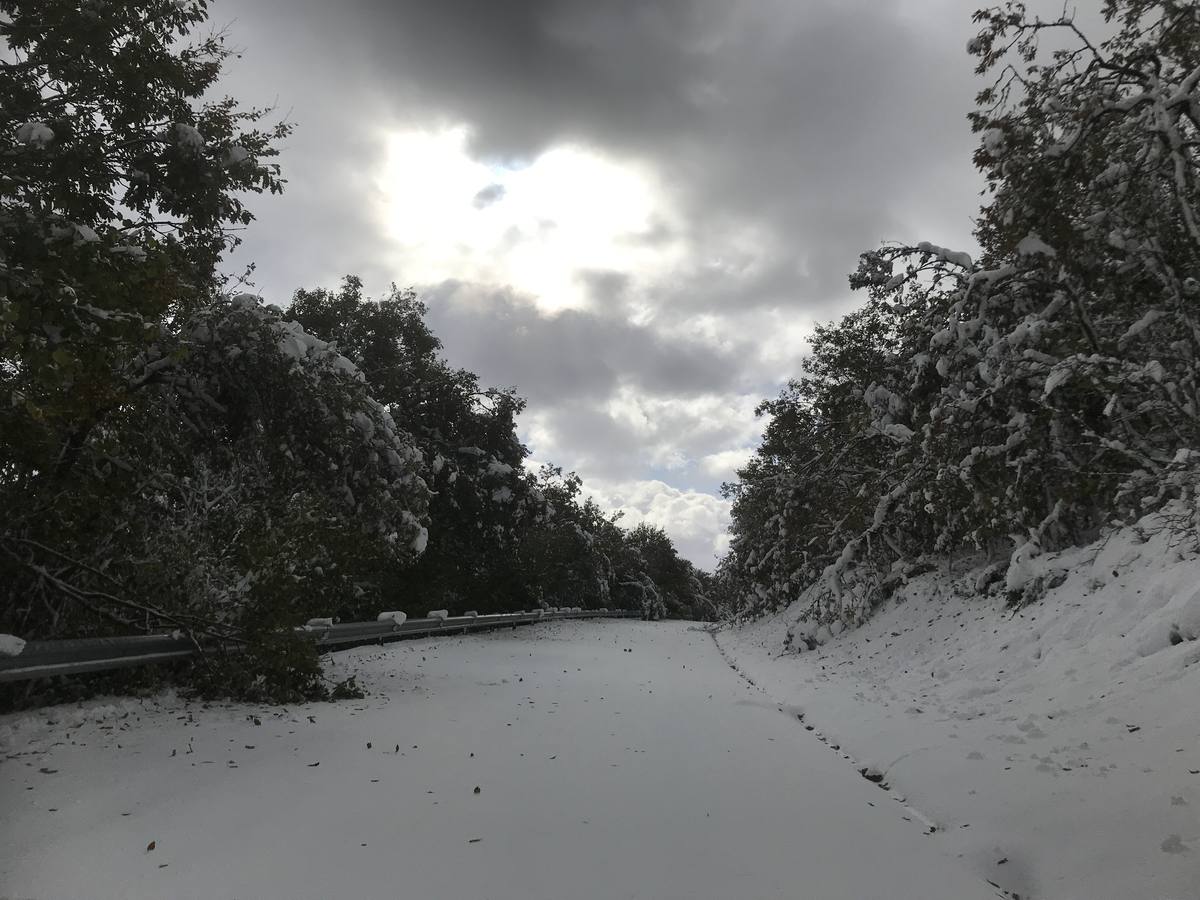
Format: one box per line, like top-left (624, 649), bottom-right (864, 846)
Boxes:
top-left (217, 0), bottom-right (1005, 568)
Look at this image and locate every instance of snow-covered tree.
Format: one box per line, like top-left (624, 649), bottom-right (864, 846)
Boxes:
top-left (723, 0), bottom-right (1200, 622)
top-left (288, 277), bottom-right (539, 615)
top-left (288, 278), bottom-right (711, 621)
top-left (0, 1), bottom-right (390, 702)
top-left (514, 466), bottom-right (620, 612)
top-left (1, 0), bottom-right (288, 490)
top-left (623, 523), bottom-right (711, 620)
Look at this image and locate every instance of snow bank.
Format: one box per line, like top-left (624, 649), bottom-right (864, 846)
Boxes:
top-left (720, 510), bottom-right (1200, 900)
top-left (376, 611), bottom-right (407, 625)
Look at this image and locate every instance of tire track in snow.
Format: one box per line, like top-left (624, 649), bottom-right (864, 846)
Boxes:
top-left (709, 627), bottom-right (1018, 899)
top-left (709, 632), bottom-right (944, 834)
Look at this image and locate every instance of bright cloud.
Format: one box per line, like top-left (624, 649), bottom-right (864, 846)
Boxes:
top-left (584, 477), bottom-right (733, 568)
top-left (377, 127), bottom-right (685, 311)
top-left (699, 448), bottom-right (754, 480)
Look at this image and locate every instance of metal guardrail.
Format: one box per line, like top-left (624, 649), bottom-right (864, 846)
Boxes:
top-left (0, 608), bottom-right (644, 683)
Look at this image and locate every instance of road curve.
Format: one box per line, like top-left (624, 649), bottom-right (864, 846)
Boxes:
top-left (1, 619), bottom-right (1000, 899)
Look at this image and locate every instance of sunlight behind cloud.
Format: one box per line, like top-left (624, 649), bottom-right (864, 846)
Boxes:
top-left (377, 127), bottom-right (683, 311)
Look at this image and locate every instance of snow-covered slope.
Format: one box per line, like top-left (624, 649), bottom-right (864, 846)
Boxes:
top-left (719, 514), bottom-right (1200, 900)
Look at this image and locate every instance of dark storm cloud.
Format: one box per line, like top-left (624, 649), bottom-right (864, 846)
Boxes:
top-left (225, 0), bottom-right (983, 314)
top-left (338, 0), bottom-right (980, 313)
top-left (419, 281), bottom-right (768, 490)
top-left (576, 269), bottom-right (630, 305)
top-left (351, 0), bottom-right (719, 160)
top-left (421, 280), bottom-right (746, 409)
top-left (471, 183), bottom-right (507, 209)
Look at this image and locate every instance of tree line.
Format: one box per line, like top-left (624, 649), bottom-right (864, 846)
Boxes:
top-left (717, 1), bottom-right (1200, 625)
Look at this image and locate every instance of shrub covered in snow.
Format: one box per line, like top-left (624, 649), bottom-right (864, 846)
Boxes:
top-left (283, 282), bottom-right (716, 624)
top-left (0, 1), bottom-right (383, 704)
top-left (3, 289), bottom-right (431, 703)
top-left (288, 277), bottom-right (541, 616)
top-left (720, 0), bottom-right (1200, 624)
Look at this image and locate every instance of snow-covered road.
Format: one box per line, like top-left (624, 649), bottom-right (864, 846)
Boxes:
top-left (1, 620), bottom-right (1000, 899)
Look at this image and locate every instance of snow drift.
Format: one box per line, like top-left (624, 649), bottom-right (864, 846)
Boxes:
top-left (719, 509), bottom-right (1200, 899)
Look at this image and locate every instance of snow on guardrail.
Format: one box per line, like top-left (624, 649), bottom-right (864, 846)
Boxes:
top-left (0, 609), bottom-right (645, 683)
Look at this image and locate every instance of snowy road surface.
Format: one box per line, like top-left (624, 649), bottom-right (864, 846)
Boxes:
top-left (1, 620), bottom-right (1000, 899)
